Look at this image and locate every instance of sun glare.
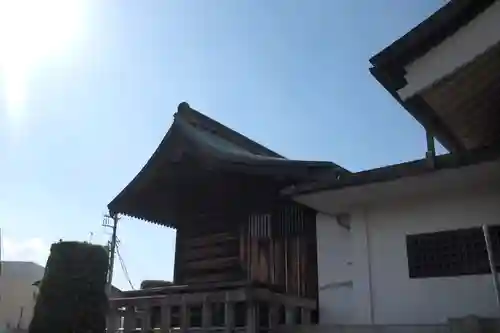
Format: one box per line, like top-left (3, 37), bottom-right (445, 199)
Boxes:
top-left (0, 0), bottom-right (85, 122)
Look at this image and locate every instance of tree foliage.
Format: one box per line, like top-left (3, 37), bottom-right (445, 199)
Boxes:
top-left (29, 241), bottom-right (109, 333)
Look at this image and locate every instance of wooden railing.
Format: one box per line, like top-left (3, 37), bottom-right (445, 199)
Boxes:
top-left (107, 282), bottom-right (316, 333)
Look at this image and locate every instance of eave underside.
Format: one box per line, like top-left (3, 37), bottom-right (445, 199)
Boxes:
top-left (416, 42), bottom-right (500, 150)
top-left (369, 0), bottom-right (498, 152)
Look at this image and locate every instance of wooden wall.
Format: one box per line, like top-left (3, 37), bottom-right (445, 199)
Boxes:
top-left (174, 202), bottom-right (318, 299)
top-left (241, 203), bottom-right (318, 299)
top-left (174, 219), bottom-right (243, 285)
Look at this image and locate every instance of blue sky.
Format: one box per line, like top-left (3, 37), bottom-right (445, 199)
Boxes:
top-left (0, 0), bottom-right (446, 290)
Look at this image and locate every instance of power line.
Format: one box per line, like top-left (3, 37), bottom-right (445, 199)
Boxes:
top-left (116, 243), bottom-right (134, 290)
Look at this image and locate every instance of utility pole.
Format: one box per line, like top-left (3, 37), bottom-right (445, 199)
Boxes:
top-left (103, 212), bottom-right (119, 294)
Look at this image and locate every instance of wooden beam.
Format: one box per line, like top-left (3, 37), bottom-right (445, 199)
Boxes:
top-left (225, 299), bottom-right (235, 333)
top-left (180, 296), bottom-right (188, 333)
top-left (269, 303), bottom-right (280, 331)
top-left (160, 303), bottom-right (171, 333)
top-left (123, 306), bottom-right (135, 333)
top-left (202, 296), bottom-right (212, 329)
top-left (111, 288), bottom-right (251, 310)
top-left (140, 306), bottom-right (151, 332)
top-left (246, 301), bottom-right (257, 333)
top-left (106, 307), bottom-right (120, 333)
top-left (302, 308), bottom-right (311, 325)
top-left (285, 307), bottom-right (295, 325)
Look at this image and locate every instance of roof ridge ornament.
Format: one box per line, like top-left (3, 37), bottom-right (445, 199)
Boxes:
top-left (178, 102), bottom-right (191, 113)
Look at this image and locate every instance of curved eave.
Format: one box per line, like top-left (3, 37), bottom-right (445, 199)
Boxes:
top-left (107, 126), bottom-right (175, 218)
top-left (107, 103), bottom-right (348, 227)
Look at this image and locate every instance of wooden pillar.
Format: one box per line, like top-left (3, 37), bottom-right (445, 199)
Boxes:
top-left (269, 303), bottom-right (279, 331)
top-left (180, 296), bottom-right (189, 333)
top-left (225, 301), bottom-right (235, 333)
top-left (202, 298), bottom-right (212, 329)
top-left (107, 306), bottom-right (119, 333)
top-left (285, 307), bottom-right (295, 325)
top-left (246, 302), bottom-right (257, 333)
top-left (140, 305), bottom-right (151, 332)
top-left (301, 308), bottom-right (311, 325)
top-left (160, 303), bottom-right (171, 333)
top-left (123, 305), bottom-right (136, 333)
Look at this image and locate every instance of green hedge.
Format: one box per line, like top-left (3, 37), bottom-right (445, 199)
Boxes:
top-left (29, 241), bottom-right (109, 333)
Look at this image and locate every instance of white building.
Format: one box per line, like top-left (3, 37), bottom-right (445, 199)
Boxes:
top-left (284, 0), bottom-right (500, 326)
top-left (0, 261), bottom-right (45, 330)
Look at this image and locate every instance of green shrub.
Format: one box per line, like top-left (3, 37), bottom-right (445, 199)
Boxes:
top-left (29, 241), bottom-right (109, 333)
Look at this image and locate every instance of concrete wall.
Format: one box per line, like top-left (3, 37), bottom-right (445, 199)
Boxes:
top-left (397, 0), bottom-right (500, 100)
top-left (0, 262), bottom-right (45, 330)
top-left (316, 188), bottom-right (500, 325)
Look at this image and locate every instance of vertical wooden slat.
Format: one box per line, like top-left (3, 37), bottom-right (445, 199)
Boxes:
top-left (297, 236), bottom-right (301, 297)
top-left (270, 236), bottom-right (275, 285)
top-left (284, 238), bottom-right (288, 293)
top-left (247, 217), bottom-right (252, 281)
top-left (258, 214), bottom-right (262, 238)
top-left (290, 240), bottom-right (297, 295)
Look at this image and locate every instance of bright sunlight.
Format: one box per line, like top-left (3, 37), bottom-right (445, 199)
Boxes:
top-left (0, 0), bottom-right (86, 123)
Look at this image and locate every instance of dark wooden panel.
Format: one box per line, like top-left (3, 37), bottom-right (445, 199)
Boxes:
top-left (175, 222), bottom-right (243, 285)
top-left (184, 257), bottom-right (240, 271)
top-left (183, 244), bottom-right (238, 261)
top-left (183, 232), bottom-right (238, 248)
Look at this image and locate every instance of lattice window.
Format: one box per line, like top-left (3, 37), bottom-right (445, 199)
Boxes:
top-left (274, 204), bottom-right (307, 237)
top-left (406, 226), bottom-right (500, 278)
top-left (248, 214), bottom-right (272, 238)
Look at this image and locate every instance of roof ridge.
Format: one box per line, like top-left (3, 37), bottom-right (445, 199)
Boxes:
top-left (175, 102), bottom-right (284, 158)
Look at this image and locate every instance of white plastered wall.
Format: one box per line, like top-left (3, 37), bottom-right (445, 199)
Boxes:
top-left (316, 187), bottom-right (500, 325)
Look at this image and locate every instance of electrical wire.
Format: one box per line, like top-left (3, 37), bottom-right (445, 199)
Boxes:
top-left (116, 243), bottom-right (135, 290)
